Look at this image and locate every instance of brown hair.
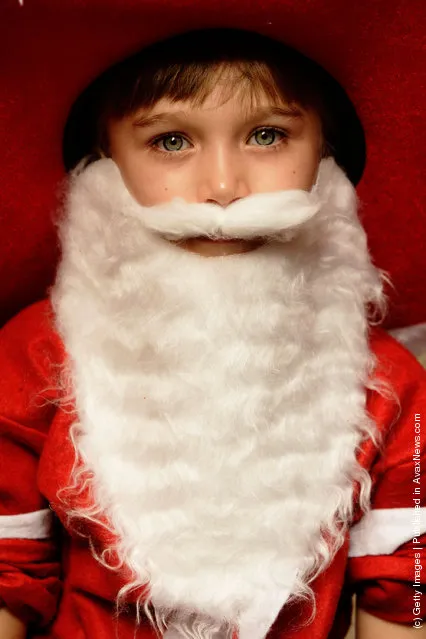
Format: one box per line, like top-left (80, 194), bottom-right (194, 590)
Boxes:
top-left (63, 28), bottom-right (365, 184)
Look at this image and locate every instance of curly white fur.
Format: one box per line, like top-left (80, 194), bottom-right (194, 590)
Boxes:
top-left (51, 157), bottom-right (390, 638)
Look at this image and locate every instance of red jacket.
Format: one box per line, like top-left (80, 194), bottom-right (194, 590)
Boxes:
top-left (0, 300), bottom-right (425, 638)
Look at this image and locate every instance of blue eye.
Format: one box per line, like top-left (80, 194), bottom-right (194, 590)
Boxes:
top-left (156, 134), bottom-right (189, 152)
top-left (249, 127), bottom-right (287, 146)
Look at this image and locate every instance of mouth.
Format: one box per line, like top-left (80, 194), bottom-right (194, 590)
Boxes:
top-left (189, 236), bottom-right (266, 244)
top-left (193, 237), bottom-right (242, 244)
top-left (167, 236), bottom-right (266, 249)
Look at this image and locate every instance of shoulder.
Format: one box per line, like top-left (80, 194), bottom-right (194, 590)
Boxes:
top-left (1, 298), bottom-right (64, 360)
top-left (1, 298), bottom-right (57, 340)
top-left (0, 299), bottom-right (65, 401)
top-left (369, 324), bottom-right (426, 383)
top-left (356, 325), bottom-right (426, 509)
top-left (366, 326), bottom-right (426, 453)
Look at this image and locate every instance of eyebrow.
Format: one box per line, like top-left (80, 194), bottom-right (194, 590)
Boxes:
top-left (132, 105), bottom-right (305, 129)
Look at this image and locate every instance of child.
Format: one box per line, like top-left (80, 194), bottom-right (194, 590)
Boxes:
top-left (1, 18), bottom-right (425, 639)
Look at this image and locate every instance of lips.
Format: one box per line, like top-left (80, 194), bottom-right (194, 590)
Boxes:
top-left (192, 237), bottom-right (241, 243)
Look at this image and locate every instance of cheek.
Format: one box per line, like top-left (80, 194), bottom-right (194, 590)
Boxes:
top-left (115, 155), bottom-right (190, 206)
top-left (290, 157), bottom-right (319, 191)
top-left (254, 153), bottom-right (319, 192)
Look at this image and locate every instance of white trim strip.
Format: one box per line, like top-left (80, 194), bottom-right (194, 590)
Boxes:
top-left (349, 507), bottom-right (426, 557)
top-left (0, 509), bottom-right (54, 540)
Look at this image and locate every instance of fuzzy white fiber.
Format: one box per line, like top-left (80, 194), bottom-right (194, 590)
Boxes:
top-left (51, 157), bottom-right (390, 638)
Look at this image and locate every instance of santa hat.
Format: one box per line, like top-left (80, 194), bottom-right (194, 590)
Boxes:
top-left (1, 0), bottom-right (426, 330)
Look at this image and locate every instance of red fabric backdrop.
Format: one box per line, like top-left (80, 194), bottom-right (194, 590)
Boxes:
top-left (1, 0), bottom-right (425, 329)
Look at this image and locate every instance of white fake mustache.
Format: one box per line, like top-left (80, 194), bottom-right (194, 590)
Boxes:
top-left (122, 188), bottom-right (322, 242)
top-left (74, 157), bottom-right (328, 243)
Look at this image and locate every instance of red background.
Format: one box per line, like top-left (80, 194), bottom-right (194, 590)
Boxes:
top-left (1, 0), bottom-right (425, 329)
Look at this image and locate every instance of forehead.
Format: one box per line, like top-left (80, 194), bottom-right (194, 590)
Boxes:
top-left (132, 63), bottom-right (312, 121)
top-left (130, 80), bottom-right (317, 132)
top-left (149, 92), bottom-right (302, 117)
top-left (103, 58), bottom-right (324, 134)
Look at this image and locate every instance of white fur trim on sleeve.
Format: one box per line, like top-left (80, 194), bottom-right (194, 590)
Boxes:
top-left (349, 507), bottom-right (426, 557)
top-left (0, 509), bottom-right (54, 540)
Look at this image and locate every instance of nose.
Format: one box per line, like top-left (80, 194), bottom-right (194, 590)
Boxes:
top-left (197, 144), bottom-right (250, 207)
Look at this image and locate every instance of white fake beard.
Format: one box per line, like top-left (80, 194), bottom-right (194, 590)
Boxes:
top-left (52, 157), bottom-right (387, 639)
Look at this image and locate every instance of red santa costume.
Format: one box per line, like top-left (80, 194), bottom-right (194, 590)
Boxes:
top-left (1, 1), bottom-right (426, 638)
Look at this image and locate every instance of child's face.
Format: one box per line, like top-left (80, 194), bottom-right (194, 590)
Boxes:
top-left (107, 74), bottom-right (323, 258)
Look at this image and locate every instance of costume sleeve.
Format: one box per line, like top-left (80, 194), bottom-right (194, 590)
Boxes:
top-left (0, 301), bottom-right (62, 628)
top-left (347, 330), bottom-right (426, 624)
